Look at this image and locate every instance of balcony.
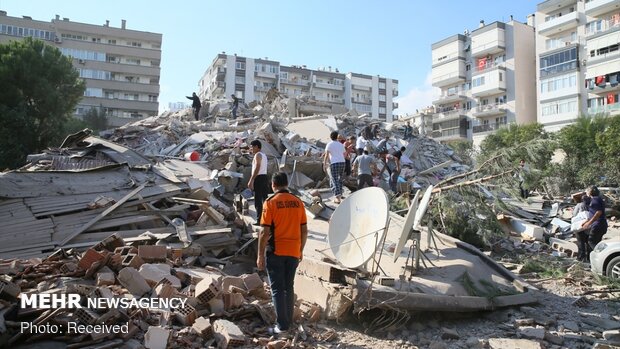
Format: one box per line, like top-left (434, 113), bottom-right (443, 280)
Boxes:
top-left (315, 96), bottom-right (344, 104)
top-left (471, 71), bottom-right (507, 97)
top-left (352, 84), bottom-right (371, 91)
top-left (472, 62), bottom-right (505, 76)
top-left (588, 101), bottom-right (620, 115)
top-left (432, 91), bottom-right (467, 105)
top-left (433, 108), bottom-right (467, 122)
top-left (537, 0), bottom-right (578, 14)
top-left (255, 71), bottom-right (278, 79)
top-left (392, 89), bottom-right (399, 96)
top-left (471, 27), bottom-right (505, 57)
top-left (281, 78), bottom-right (310, 87)
top-left (254, 86), bottom-right (274, 92)
top-left (472, 103), bottom-right (508, 118)
top-left (212, 81), bottom-right (225, 92)
top-left (351, 97), bottom-right (371, 104)
top-left (392, 102), bottom-right (399, 109)
top-left (539, 11), bottom-right (579, 36)
top-left (314, 82), bottom-right (344, 90)
top-left (586, 16), bottom-right (620, 37)
top-left (472, 121), bottom-right (507, 134)
top-left (431, 60), bottom-right (467, 87)
top-left (586, 0), bottom-right (620, 17)
top-left (431, 127), bottom-right (468, 141)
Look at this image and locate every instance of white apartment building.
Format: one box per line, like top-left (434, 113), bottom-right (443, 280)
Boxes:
top-left (199, 54), bottom-right (399, 121)
top-left (0, 11), bottom-right (162, 127)
top-left (431, 20), bottom-right (537, 146)
top-left (535, 0), bottom-right (620, 131)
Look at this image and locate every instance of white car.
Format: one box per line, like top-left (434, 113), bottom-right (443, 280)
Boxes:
top-left (590, 237), bottom-right (620, 279)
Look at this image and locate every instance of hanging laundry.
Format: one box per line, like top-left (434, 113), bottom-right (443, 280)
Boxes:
top-left (596, 75), bottom-right (606, 86)
top-left (607, 93), bottom-right (616, 104)
top-left (477, 58), bottom-right (487, 70)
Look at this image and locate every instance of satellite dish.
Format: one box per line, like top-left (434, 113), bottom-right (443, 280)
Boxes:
top-left (393, 190), bottom-right (421, 262)
top-left (328, 187), bottom-right (390, 269)
top-left (413, 185), bottom-right (434, 230)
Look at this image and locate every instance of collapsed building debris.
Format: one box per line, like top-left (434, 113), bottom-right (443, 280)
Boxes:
top-left (2, 93), bottom-right (619, 348)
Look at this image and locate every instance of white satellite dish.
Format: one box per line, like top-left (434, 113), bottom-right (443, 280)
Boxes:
top-left (393, 190), bottom-right (421, 262)
top-left (328, 187), bottom-right (390, 269)
top-left (413, 185), bottom-right (434, 230)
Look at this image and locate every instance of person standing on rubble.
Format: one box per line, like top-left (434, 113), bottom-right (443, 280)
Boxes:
top-left (371, 124), bottom-right (380, 140)
top-left (323, 131), bottom-right (346, 204)
top-left (186, 92), bottom-right (201, 121)
top-left (581, 185), bottom-right (608, 261)
top-left (231, 94), bottom-right (239, 118)
top-left (516, 159), bottom-right (529, 199)
top-left (376, 135), bottom-right (390, 154)
top-left (574, 192), bottom-right (592, 262)
top-left (378, 148), bottom-right (401, 192)
top-left (356, 132), bottom-right (368, 155)
top-left (352, 147), bottom-right (377, 190)
top-left (404, 121), bottom-right (413, 140)
top-left (249, 140), bottom-right (269, 226)
top-left (344, 136), bottom-right (356, 176)
top-left (256, 172), bottom-right (308, 334)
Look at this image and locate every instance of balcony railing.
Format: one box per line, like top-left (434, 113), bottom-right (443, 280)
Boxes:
top-left (351, 97), bottom-right (371, 104)
top-left (586, 15), bottom-right (620, 37)
top-left (472, 121), bottom-right (507, 133)
top-left (473, 62), bottom-right (505, 75)
top-left (434, 108), bottom-right (466, 121)
top-left (472, 103), bottom-right (507, 116)
top-left (588, 102), bottom-right (620, 114)
top-left (280, 78), bottom-right (310, 86)
top-left (432, 71), bottom-right (465, 85)
top-left (392, 89), bottom-right (398, 96)
top-left (314, 82), bottom-right (344, 90)
top-left (431, 127), bottom-right (468, 139)
top-left (392, 102), bottom-right (399, 109)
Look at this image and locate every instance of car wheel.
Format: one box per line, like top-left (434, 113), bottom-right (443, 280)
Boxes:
top-left (606, 256), bottom-right (620, 279)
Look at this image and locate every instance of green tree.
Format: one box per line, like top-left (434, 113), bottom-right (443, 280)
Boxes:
top-left (82, 106), bottom-right (108, 132)
top-left (0, 37), bottom-right (85, 169)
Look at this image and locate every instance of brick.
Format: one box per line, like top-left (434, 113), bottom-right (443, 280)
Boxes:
top-left (208, 297), bottom-right (225, 314)
top-left (96, 233), bottom-right (125, 252)
top-left (107, 253), bottom-right (124, 272)
top-left (119, 322), bottom-right (140, 341)
top-left (78, 249), bottom-right (105, 270)
top-left (242, 273), bottom-right (263, 292)
top-left (222, 292), bottom-right (244, 310)
top-left (192, 316), bottom-right (214, 339)
top-left (174, 303), bottom-right (197, 326)
top-left (144, 326), bottom-right (170, 349)
top-left (195, 278), bottom-right (221, 305)
top-left (121, 253), bottom-right (144, 269)
top-left (213, 319), bottom-right (246, 348)
top-left (97, 271), bottom-right (116, 286)
top-left (117, 267), bottom-right (150, 297)
top-left (138, 245), bottom-right (167, 263)
top-left (152, 282), bottom-right (176, 300)
top-left (114, 246), bottom-right (137, 256)
top-left (75, 308), bottom-right (99, 325)
top-left (59, 262), bottom-right (78, 274)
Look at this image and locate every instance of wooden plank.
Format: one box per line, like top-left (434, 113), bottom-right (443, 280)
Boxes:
top-left (58, 183), bottom-right (147, 246)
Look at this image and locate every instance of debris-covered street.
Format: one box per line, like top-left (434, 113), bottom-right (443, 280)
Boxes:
top-left (1, 92), bottom-right (619, 349)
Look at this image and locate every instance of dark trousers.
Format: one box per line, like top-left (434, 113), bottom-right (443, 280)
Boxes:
top-left (345, 159), bottom-right (351, 176)
top-left (266, 253), bottom-right (299, 330)
top-left (588, 224), bottom-right (607, 250)
top-left (576, 230), bottom-right (590, 261)
top-left (193, 106), bottom-right (201, 121)
top-left (254, 174), bottom-right (269, 224)
top-left (358, 174), bottom-right (373, 189)
top-left (519, 182), bottom-right (528, 199)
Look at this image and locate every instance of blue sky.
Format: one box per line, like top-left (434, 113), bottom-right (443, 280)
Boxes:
top-left (1, 0), bottom-right (540, 115)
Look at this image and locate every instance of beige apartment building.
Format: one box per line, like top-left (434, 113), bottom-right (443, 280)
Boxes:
top-left (0, 11), bottom-right (162, 127)
top-left (430, 20), bottom-right (537, 146)
top-left (199, 54), bottom-right (399, 121)
top-left (535, 0), bottom-right (620, 132)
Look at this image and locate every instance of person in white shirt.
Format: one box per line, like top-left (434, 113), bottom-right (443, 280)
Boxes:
top-left (355, 133), bottom-right (368, 155)
top-left (323, 131), bottom-right (346, 203)
top-left (248, 140), bottom-right (269, 225)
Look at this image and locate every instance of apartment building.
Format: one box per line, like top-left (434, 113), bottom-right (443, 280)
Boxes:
top-left (430, 20), bottom-right (537, 146)
top-left (535, 0), bottom-right (620, 132)
top-left (199, 54), bottom-right (399, 121)
top-left (0, 11), bottom-right (162, 127)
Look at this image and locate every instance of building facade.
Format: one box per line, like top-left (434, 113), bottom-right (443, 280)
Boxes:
top-left (199, 54), bottom-right (399, 121)
top-left (0, 11), bottom-right (162, 127)
top-left (430, 20), bottom-right (537, 146)
top-left (535, 0), bottom-right (620, 132)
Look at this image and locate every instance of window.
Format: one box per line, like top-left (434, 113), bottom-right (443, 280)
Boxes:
top-left (540, 74), bottom-right (577, 93)
top-left (84, 88), bottom-right (103, 97)
top-left (466, 64), bottom-right (471, 71)
top-left (379, 82), bottom-right (386, 89)
top-left (149, 95), bottom-right (158, 102)
top-left (236, 62), bottom-right (246, 70)
top-left (473, 76), bottom-right (485, 87)
top-left (540, 47), bottom-right (578, 77)
top-left (541, 99), bottom-right (577, 116)
top-left (379, 95), bottom-right (386, 102)
top-left (107, 39), bottom-right (116, 44)
top-left (499, 72), bottom-right (503, 82)
top-left (280, 72), bottom-right (288, 80)
top-left (129, 41), bottom-right (142, 47)
top-left (379, 107), bottom-right (386, 113)
top-left (235, 76), bottom-right (245, 84)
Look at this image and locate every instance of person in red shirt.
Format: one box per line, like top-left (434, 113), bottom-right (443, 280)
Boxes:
top-left (257, 172), bottom-right (308, 334)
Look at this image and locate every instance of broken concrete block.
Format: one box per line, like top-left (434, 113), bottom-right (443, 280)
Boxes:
top-left (192, 316), bottom-right (214, 339)
top-left (0, 277), bottom-right (20, 298)
top-left (96, 271), bottom-right (116, 286)
top-left (213, 319), bottom-right (246, 348)
top-left (488, 338), bottom-right (543, 349)
top-left (195, 277), bottom-right (221, 305)
top-left (440, 327), bottom-right (460, 339)
top-left (75, 307), bottom-right (99, 325)
top-left (138, 245), bottom-right (167, 263)
top-left (117, 267), bottom-right (150, 297)
top-left (144, 326), bottom-right (170, 349)
top-left (222, 292), bottom-right (244, 310)
top-left (96, 233), bottom-right (125, 252)
top-left (78, 249), bottom-right (105, 270)
top-left (221, 276), bottom-right (245, 292)
top-left (518, 326), bottom-right (546, 340)
top-left (153, 283), bottom-right (176, 300)
top-left (59, 262), bottom-right (78, 274)
top-left (208, 297), bottom-right (225, 314)
top-left (139, 263), bottom-right (181, 288)
top-left (242, 273), bottom-right (263, 292)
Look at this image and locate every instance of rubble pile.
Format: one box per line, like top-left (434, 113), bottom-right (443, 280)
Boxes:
top-left (0, 234), bottom-right (341, 348)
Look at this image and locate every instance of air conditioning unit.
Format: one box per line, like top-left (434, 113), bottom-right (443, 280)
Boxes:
top-left (54, 37), bottom-right (62, 43)
top-left (78, 59), bottom-right (85, 64)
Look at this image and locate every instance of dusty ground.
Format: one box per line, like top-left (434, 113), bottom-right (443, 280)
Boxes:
top-left (283, 261), bottom-right (620, 349)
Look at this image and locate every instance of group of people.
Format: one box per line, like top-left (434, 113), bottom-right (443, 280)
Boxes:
top-left (185, 92), bottom-right (240, 121)
top-left (574, 185), bottom-right (608, 262)
top-left (323, 129), bottom-right (407, 203)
